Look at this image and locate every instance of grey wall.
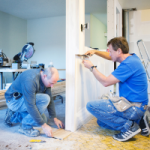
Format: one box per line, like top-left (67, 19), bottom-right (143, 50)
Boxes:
top-left (27, 16), bottom-right (66, 79)
top-left (0, 11), bottom-right (27, 85)
top-left (90, 14), bottom-right (107, 50)
top-left (0, 11), bottom-right (105, 86)
top-left (27, 14), bottom-right (91, 79)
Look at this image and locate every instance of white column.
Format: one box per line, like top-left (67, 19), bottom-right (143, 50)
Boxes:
top-left (66, 0), bottom-right (85, 131)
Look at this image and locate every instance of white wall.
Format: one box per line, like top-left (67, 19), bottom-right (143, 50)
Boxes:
top-left (0, 11), bottom-right (27, 85)
top-left (0, 12), bottom-right (91, 83)
top-left (85, 14), bottom-right (107, 50)
top-left (90, 14), bottom-right (107, 50)
top-left (66, 0), bottom-right (109, 131)
top-left (129, 9), bottom-right (150, 105)
top-left (85, 14), bottom-right (91, 47)
top-left (27, 16), bottom-right (66, 79)
top-left (0, 10), bottom-right (106, 85)
top-left (27, 15), bottom-right (92, 79)
top-left (129, 9), bottom-right (150, 55)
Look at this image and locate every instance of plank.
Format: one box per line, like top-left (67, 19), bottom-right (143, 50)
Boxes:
top-left (53, 129), bottom-right (72, 140)
top-left (34, 127), bottom-right (72, 140)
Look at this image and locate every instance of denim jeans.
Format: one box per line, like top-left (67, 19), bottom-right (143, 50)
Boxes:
top-left (86, 99), bottom-right (145, 132)
top-left (6, 93), bottom-right (50, 129)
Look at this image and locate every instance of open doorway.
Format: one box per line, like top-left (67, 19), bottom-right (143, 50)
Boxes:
top-left (0, 0), bottom-right (113, 134)
top-left (0, 0), bottom-right (67, 139)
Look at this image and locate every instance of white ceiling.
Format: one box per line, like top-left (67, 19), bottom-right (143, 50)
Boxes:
top-left (0, 0), bottom-right (107, 20)
top-left (118, 0), bottom-right (150, 10)
top-left (0, 0), bottom-right (150, 26)
top-left (0, 0), bottom-right (66, 19)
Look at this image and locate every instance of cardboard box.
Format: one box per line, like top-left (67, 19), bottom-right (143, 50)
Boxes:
top-left (12, 63), bottom-right (21, 69)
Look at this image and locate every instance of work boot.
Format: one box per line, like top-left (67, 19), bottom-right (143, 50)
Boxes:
top-left (18, 126), bottom-right (40, 137)
top-left (139, 114), bottom-right (150, 136)
top-left (4, 108), bottom-right (15, 127)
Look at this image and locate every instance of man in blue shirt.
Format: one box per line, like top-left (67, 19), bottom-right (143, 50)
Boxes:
top-left (5, 67), bottom-right (64, 137)
top-left (82, 37), bottom-right (149, 141)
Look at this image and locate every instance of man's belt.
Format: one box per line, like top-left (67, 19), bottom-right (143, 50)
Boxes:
top-left (131, 102), bottom-right (150, 112)
top-left (131, 102), bottom-right (142, 108)
top-left (144, 105), bottom-right (150, 112)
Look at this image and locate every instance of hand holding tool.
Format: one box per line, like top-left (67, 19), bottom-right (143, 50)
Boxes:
top-left (76, 54), bottom-right (89, 60)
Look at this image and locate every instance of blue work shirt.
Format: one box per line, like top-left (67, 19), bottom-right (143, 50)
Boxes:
top-left (112, 53), bottom-right (148, 105)
top-left (5, 69), bottom-right (56, 126)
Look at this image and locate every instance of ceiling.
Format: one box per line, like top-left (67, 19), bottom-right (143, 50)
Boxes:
top-left (118, 0), bottom-right (150, 10)
top-left (0, 0), bottom-right (107, 20)
top-left (0, 0), bottom-right (150, 26)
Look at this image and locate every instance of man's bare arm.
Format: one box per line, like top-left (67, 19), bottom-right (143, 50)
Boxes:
top-left (92, 68), bottom-right (119, 87)
top-left (85, 50), bottom-right (112, 60)
top-left (82, 60), bottom-right (119, 87)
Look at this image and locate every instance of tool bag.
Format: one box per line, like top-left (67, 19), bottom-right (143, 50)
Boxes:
top-left (101, 94), bottom-right (142, 112)
top-left (109, 96), bottom-right (132, 112)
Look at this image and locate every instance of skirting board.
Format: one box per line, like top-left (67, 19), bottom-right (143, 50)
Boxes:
top-left (76, 107), bottom-right (93, 130)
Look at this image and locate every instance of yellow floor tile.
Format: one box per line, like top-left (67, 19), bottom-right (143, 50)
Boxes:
top-left (64, 117), bottom-right (150, 150)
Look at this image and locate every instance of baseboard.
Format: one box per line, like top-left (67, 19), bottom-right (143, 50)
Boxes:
top-left (75, 107), bottom-right (93, 130)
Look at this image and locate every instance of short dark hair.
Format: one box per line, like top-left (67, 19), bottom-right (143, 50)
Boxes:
top-left (107, 37), bottom-right (129, 54)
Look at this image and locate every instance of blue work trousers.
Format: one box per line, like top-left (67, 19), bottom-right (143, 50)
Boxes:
top-left (6, 94), bottom-right (50, 129)
top-left (86, 99), bottom-right (145, 132)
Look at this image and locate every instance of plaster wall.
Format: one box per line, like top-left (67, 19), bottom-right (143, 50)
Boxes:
top-left (74, 13), bottom-right (109, 130)
top-left (90, 14), bottom-right (107, 50)
top-left (27, 14), bottom-right (91, 79)
top-left (0, 11), bottom-right (27, 86)
top-left (129, 9), bottom-right (150, 104)
top-left (27, 16), bottom-right (66, 79)
top-left (129, 9), bottom-right (150, 55)
top-left (66, 0), bottom-right (109, 132)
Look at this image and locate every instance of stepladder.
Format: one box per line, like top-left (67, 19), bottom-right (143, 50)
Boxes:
top-left (137, 40), bottom-right (150, 134)
top-left (137, 39), bottom-right (150, 112)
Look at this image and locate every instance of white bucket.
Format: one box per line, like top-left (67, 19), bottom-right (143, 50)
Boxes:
top-left (5, 83), bottom-right (12, 90)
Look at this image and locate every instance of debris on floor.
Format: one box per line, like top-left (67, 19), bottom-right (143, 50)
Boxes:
top-left (0, 98), bottom-right (150, 150)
